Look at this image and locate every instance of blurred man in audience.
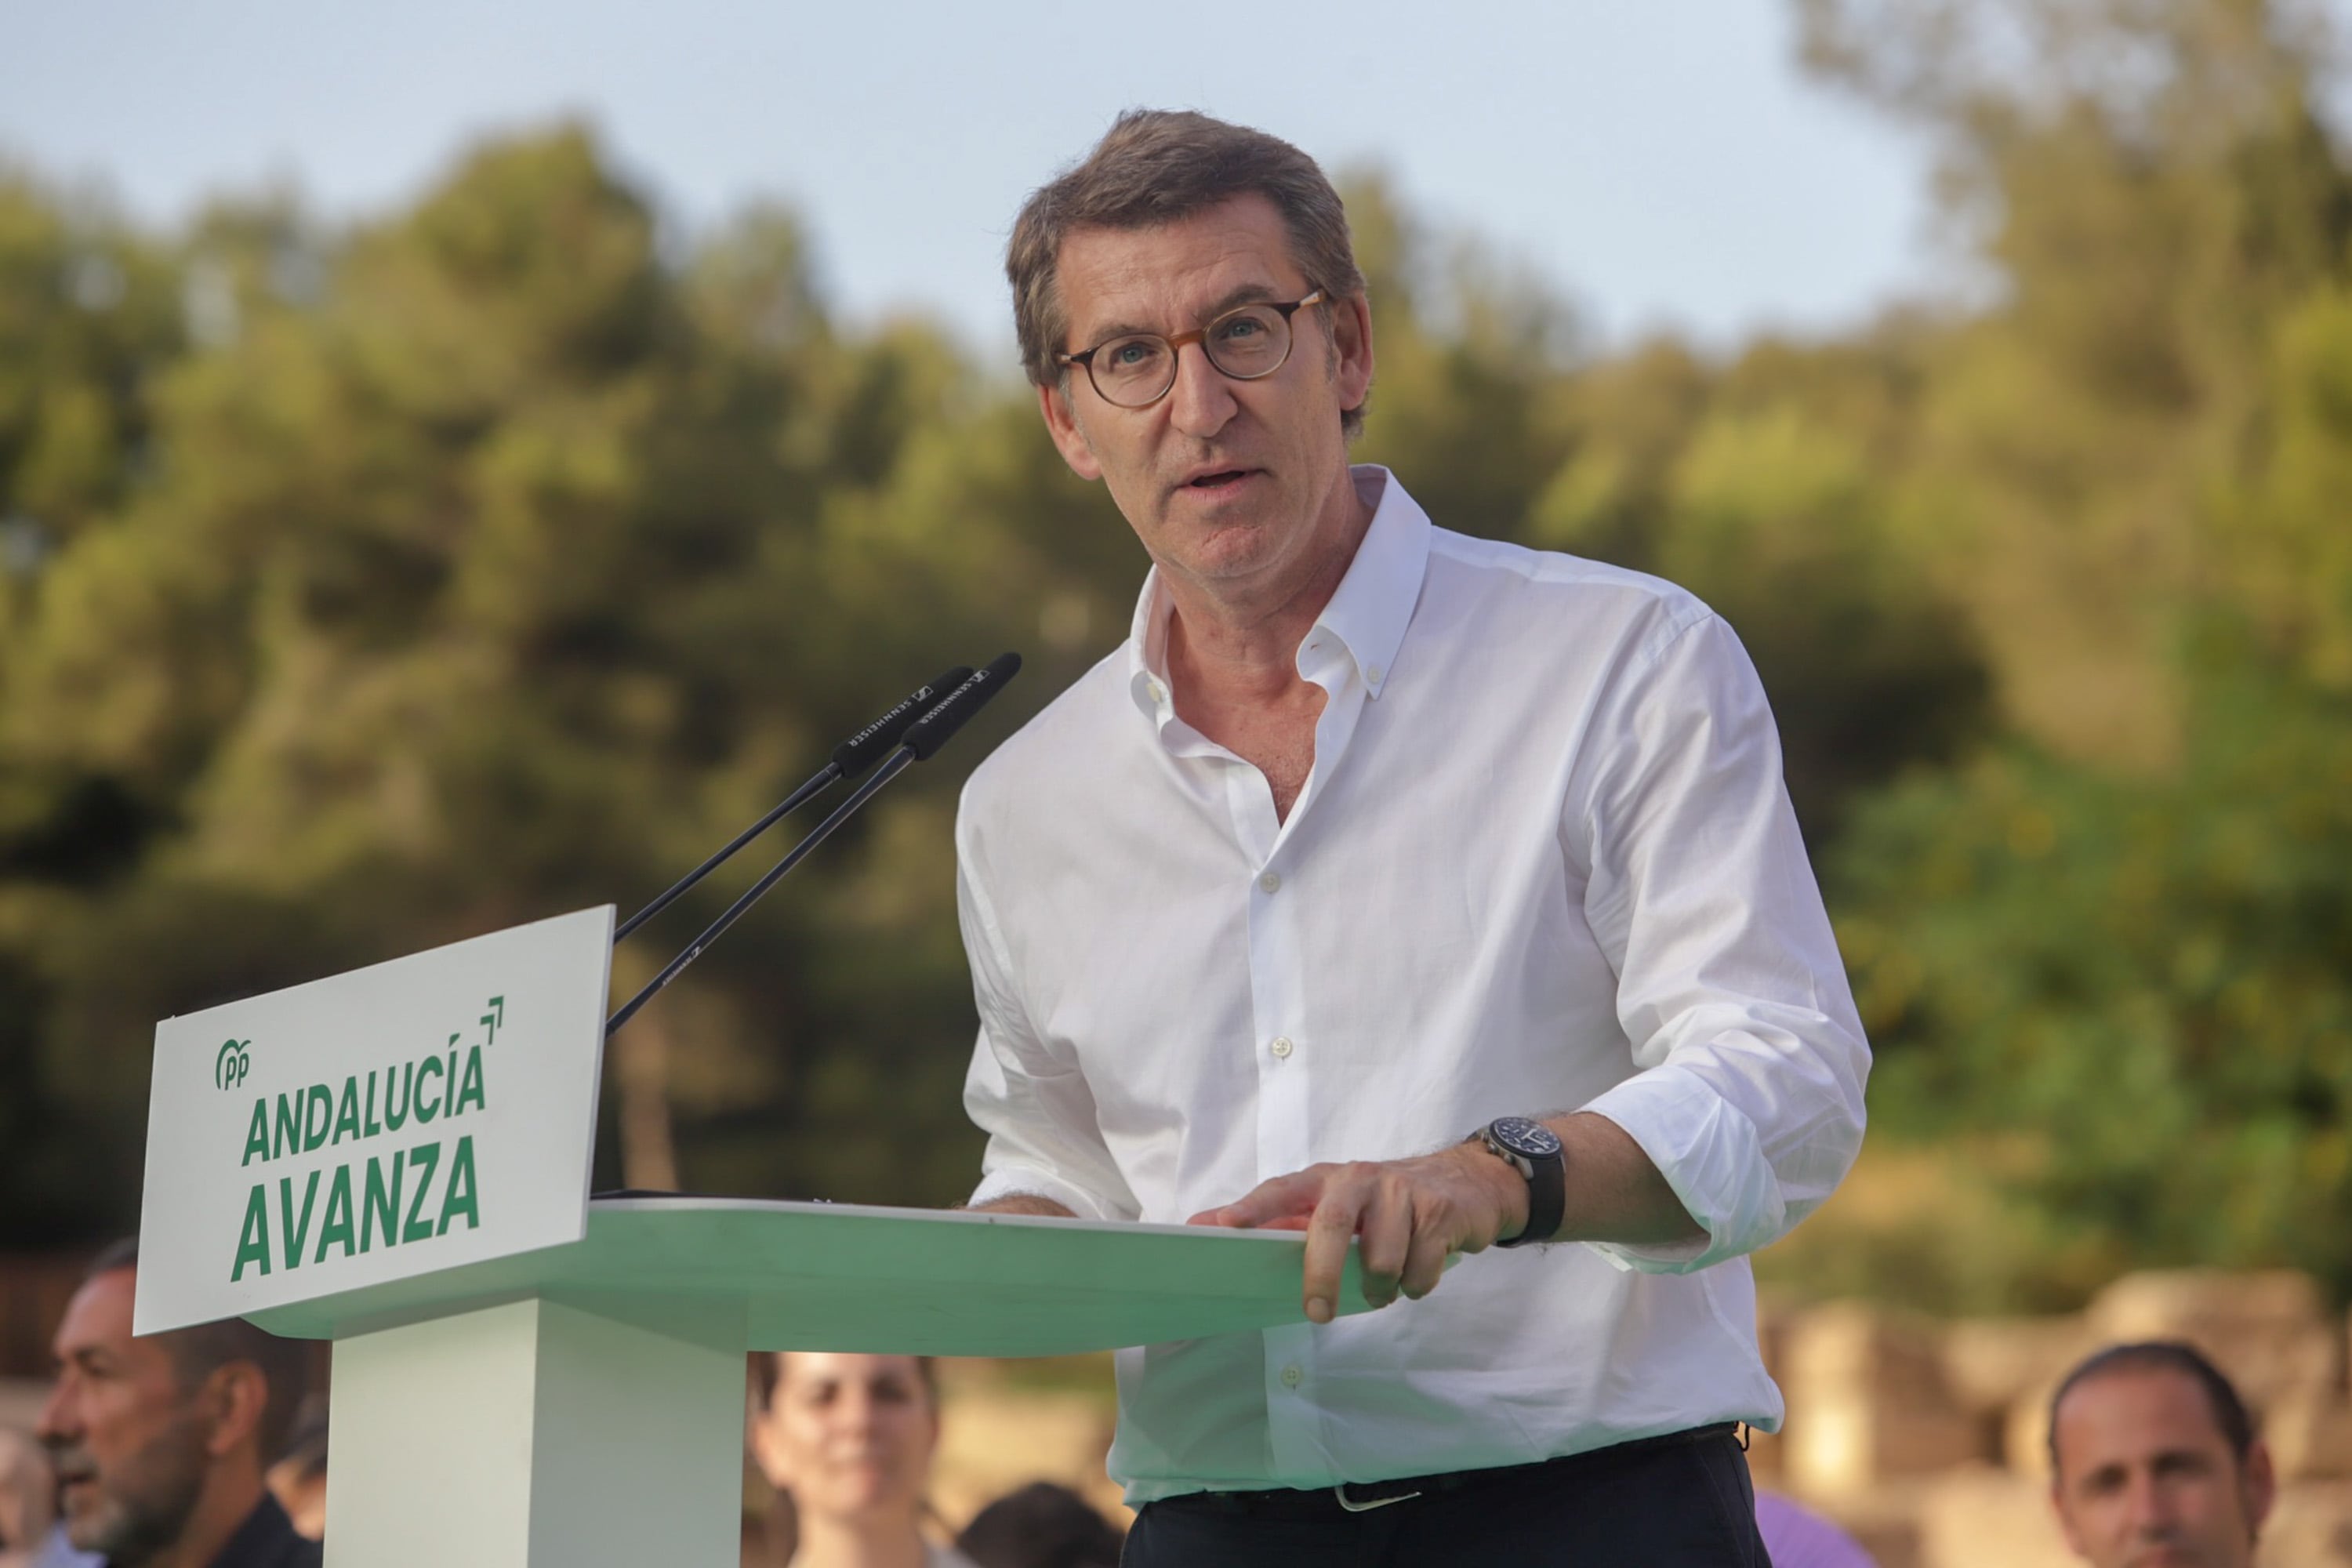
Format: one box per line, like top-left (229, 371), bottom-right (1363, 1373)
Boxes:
top-left (954, 1482), bottom-right (1122, 1568)
top-left (2048, 1341), bottom-right (2274, 1568)
top-left (34, 1241), bottom-right (317, 1568)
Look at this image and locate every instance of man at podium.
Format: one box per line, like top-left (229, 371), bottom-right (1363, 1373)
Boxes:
top-left (953, 109), bottom-right (1871, 1565)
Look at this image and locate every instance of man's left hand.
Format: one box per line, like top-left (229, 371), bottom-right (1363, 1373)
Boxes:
top-left (1188, 1142), bottom-right (1530, 1323)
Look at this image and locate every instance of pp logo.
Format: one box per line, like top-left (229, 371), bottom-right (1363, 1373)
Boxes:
top-left (213, 1039), bottom-right (251, 1091)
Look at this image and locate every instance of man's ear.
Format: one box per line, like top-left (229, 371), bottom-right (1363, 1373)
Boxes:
top-left (1328, 291), bottom-right (1374, 418)
top-left (2048, 1477), bottom-right (2088, 1561)
top-left (202, 1363), bottom-right (268, 1461)
top-left (1038, 381), bottom-right (1104, 483)
top-left (2243, 1439), bottom-right (2277, 1538)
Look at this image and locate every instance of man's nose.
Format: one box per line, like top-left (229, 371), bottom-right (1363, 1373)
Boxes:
top-left (33, 1378), bottom-right (74, 1445)
top-left (1166, 341), bottom-right (1237, 439)
top-left (2124, 1470), bottom-right (2180, 1534)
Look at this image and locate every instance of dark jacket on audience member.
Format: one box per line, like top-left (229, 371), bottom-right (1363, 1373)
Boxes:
top-left (101, 1495), bottom-right (319, 1568)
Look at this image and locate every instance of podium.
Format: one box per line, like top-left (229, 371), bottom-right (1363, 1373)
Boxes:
top-left (132, 908), bottom-right (1377, 1568)
top-left (256, 1196), bottom-right (1372, 1568)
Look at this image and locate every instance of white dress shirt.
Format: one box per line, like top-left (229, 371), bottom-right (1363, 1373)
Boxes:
top-left (956, 466), bottom-right (1869, 1503)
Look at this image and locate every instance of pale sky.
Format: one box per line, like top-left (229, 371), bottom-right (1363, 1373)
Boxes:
top-left (3, 1), bottom-right (1944, 364)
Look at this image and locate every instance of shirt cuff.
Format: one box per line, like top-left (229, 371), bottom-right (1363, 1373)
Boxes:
top-left (1577, 1066), bottom-right (1785, 1274)
top-left (967, 1164), bottom-right (1120, 1222)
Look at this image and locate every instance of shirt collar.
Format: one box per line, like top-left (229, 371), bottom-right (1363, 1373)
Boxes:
top-left (1125, 464), bottom-right (1432, 724)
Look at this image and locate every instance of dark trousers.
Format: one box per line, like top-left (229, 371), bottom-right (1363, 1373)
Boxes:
top-left (1121, 1427), bottom-right (1769, 1568)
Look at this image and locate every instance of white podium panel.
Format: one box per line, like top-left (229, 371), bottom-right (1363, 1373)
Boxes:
top-left (324, 1297), bottom-right (742, 1568)
top-left (139, 908), bottom-right (613, 1335)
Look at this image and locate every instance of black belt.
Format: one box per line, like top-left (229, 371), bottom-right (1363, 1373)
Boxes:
top-left (1155, 1423), bottom-right (1743, 1517)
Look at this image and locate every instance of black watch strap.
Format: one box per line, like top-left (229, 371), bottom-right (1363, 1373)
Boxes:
top-left (1481, 1117), bottom-right (1566, 1249)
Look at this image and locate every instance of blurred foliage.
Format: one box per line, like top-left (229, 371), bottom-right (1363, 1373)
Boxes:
top-left (1767, 0), bottom-right (2352, 1307)
top-left (0, 0), bottom-right (2347, 1310)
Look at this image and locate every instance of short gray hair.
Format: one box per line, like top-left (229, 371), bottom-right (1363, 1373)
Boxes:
top-left (83, 1240), bottom-right (310, 1461)
top-left (1006, 109), bottom-right (1369, 437)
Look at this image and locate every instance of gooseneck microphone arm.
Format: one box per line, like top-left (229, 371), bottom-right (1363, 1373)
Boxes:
top-left (612, 667), bottom-right (971, 942)
top-left (604, 653), bottom-right (1022, 1040)
top-left (605, 752), bottom-right (915, 1039)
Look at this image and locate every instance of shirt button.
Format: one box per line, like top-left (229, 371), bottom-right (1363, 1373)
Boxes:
top-left (1258, 872), bottom-right (1281, 894)
top-left (1148, 680), bottom-right (1167, 702)
top-left (1269, 1036), bottom-right (1294, 1059)
top-left (1279, 1364), bottom-right (1303, 1389)
top-left (1367, 664), bottom-right (1384, 684)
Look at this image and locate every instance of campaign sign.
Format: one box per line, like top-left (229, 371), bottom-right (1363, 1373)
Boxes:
top-left (135, 907), bottom-right (615, 1335)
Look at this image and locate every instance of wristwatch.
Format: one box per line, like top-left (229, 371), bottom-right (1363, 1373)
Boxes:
top-left (1477, 1116), bottom-right (1566, 1248)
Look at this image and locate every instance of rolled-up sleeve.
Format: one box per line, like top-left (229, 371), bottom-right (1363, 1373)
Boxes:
top-left (956, 811), bottom-right (1141, 1222)
top-left (1570, 612), bottom-right (1870, 1273)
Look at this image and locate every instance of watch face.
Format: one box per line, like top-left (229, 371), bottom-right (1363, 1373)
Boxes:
top-left (1490, 1116), bottom-right (1563, 1159)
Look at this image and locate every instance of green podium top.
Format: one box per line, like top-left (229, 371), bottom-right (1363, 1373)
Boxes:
top-left (246, 1196), bottom-right (1376, 1356)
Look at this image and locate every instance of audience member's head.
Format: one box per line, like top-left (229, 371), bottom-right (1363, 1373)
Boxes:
top-left (263, 1397), bottom-right (328, 1541)
top-left (35, 1240), bottom-right (308, 1567)
top-left (955, 1481), bottom-right (1123, 1568)
top-left (747, 1351), bottom-right (946, 1567)
top-left (2047, 1341), bottom-right (2273, 1568)
top-left (0, 1427), bottom-right (59, 1567)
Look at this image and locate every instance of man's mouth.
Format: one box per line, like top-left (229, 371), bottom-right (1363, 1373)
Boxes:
top-left (1181, 467), bottom-right (1258, 492)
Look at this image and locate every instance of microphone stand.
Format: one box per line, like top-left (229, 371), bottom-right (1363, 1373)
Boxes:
top-left (612, 768), bottom-right (837, 942)
top-left (604, 653), bottom-right (1020, 1040)
top-left (611, 667), bottom-right (970, 942)
top-left (606, 749), bottom-right (915, 1038)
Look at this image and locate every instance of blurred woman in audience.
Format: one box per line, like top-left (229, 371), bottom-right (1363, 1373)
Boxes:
top-left (748, 1352), bottom-right (977, 1568)
top-left (0, 1428), bottom-right (93, 1568)
top-left (0, 1428), bottom-right (49, 1568)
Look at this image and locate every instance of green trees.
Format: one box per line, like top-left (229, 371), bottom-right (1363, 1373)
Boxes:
top-left (1824, 664), bottom-right (2352, 1307)
top-left (2, 0), bottom-right (2347, 1308)
top-left (0, 129), bottom-right (1011, 1227)
top-left (1772, 0), bottom-right (2352, 1305)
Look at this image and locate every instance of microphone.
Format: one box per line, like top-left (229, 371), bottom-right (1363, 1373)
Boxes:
top-left (833, 670), bottom-right (974, 776)
top-left (606, 652), bottom-right (1022, 1039)
top-left (612, 667), bottom-right (971, 942)
top-left (902, 652), bottom-right (1024, 760)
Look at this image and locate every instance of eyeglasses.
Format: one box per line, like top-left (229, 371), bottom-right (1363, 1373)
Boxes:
top-left (1058, 289), bottom-right (1327, 408)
